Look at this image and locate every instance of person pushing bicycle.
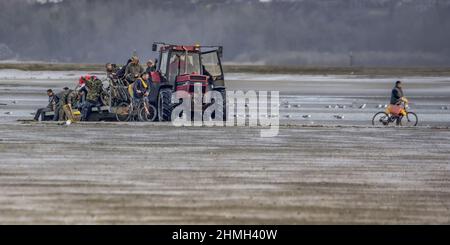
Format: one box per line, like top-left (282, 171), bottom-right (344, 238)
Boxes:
top-left (128, 72), bottom-right (151, 113)
top-left (387, 81), bottom-right (408, 116)
top-left (125, 72), bottom-right (153, 121)
top-left (131, 72), bottom-right (150, 103)
top-left (115, 72), bottom-right (155, 122)
top-left (390, 81), bottom-right (407, 105)
top-left (372, 80), bottom-right (418, 127)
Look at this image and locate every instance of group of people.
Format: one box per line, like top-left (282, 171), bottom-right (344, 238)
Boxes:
top-left (33, 87), bottom-right (82, 121)
top-left (106, 56), bottom-right (156, 85)
top-left (34, 55), bottom-right (157, 122)
top-left (106, 55), bottom-right (156, 107)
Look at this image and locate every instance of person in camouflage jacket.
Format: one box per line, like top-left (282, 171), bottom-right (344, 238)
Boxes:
top-left (85, 77), bottom-right (102, 103)
top-left (64, 89), bottom-right (80, 108)
top-left (81, 76), bottom-right (102, 121)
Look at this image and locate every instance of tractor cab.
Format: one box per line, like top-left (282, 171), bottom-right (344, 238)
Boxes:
top-left (152, 43), bottom-right (224, 89)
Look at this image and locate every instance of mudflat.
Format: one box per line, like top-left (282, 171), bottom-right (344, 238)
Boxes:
top-left (0, 122), bottom-right (449, 224)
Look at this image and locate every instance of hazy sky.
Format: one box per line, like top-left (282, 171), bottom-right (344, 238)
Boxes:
top-left (1, 0), bottom-right (449, 66)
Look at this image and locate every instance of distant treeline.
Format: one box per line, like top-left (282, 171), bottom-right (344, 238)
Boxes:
top-left (1, 0), bottom-right (450, 66)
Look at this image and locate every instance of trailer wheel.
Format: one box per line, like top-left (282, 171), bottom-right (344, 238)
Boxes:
top-left (115, 102), bottom-right (130, 122)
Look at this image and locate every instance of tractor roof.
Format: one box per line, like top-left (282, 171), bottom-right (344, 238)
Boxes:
top-left (153, 42), bottom-right (223, 57)
top-left (161, 45), bottom-right (200, 52)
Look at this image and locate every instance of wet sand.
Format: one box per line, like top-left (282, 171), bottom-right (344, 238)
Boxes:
top-left (0, 123), bottom-right (449, 224)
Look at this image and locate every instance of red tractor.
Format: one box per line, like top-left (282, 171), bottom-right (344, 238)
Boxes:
top-left (148, 42), bottom-right (226, 121)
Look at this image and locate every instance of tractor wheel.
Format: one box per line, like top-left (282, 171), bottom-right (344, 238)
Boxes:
top-left (212, 88), bottom-right (227, 121)
top-left (158, 88), bottom-right (173, 122)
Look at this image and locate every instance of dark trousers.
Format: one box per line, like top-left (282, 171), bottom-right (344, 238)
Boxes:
top-left (53, 105), bottom-right (62, 121)
top-left (81, 100), bottom-right (95, 121)
top-left (34, 107), bottom-right (52, 121)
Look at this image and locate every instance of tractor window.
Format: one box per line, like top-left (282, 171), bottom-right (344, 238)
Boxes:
top-left (201, 51), bottom-right (222, 77)
top-left (159, 51), bottom-right (168, 77)
top-left (168, 51), bottom-right (201, 83)
top-left (168, 54), bottom-right (180, 83)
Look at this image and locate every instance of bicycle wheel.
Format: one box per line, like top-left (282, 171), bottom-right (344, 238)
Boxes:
top-left (139, 103), bottom-right (157, 122)
top-left (372, 112), bottom-right (389, 126)
top-left (118, 86), bottom-right (129, 102)
top-left (129, 103), bottom-right (140, 122)
top-left (100, 91), bottom-right (111, 107)
top-left (115, 102), bottom-right (131, 122)
top-left (400, 112), bottom-right (418, 126)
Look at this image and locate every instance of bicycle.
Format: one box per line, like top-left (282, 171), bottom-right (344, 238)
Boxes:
top-left (107, 77), bottom-right (131, 105)
top-left (372, 99), bottom-right (418, 126)
top-left (139, 97), bottom-right (157, 122)
top-left (115, 78), bottom-right (131, 104)
top-left (115, 97), bottom-right (156, 122)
